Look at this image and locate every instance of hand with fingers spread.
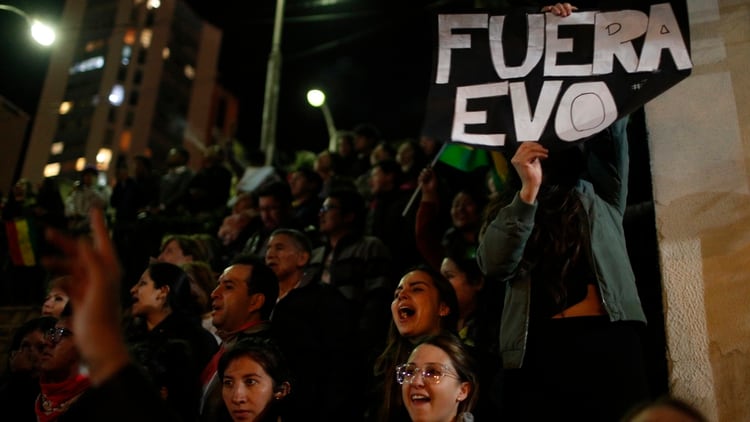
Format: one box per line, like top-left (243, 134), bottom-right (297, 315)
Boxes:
top-left (44, 207), bottom-right (130, 386)
top-left (510, 142), bottom-right (548, 204)
top-left (541, 3), bottom-right (578, 17)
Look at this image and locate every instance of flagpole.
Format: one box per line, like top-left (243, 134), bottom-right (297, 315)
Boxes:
top-left (401, 142), bottom-right (449, 217)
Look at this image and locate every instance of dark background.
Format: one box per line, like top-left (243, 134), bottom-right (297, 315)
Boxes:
top-left (0, 0), bottom-right (474, 159)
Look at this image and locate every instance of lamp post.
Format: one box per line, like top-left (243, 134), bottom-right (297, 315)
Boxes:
top-left (306, 89), bottom-right (337, 152)
top-left (0, 4), bottom-right (55, 46)
top-left (259, 0), bottom-right (285, 166)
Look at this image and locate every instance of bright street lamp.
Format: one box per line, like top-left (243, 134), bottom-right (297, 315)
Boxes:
top-left (306, 89), bottom-right (337, 152)
top-left (0, 4), bottom-right (56, 46)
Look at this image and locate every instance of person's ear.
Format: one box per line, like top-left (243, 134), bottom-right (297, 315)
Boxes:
top-left (158, 285), bottom-right (170, 302)
top-left (457, 382), bottom-right (470, 402)
top-left (438, 303), bottom-right (450, 317)
top-left (248, 293), bottom-right (265, 313)
top-left (296, 251), bottom-right (310, 268)
top-left (476, 276), bottom-right (485, 292)
top-left (274, 382), bottom-right (291, 400)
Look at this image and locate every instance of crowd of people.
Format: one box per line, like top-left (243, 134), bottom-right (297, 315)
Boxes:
top-left (0, 3), bottom-right (708, 420)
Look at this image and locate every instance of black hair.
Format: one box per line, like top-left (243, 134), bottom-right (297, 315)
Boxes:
top-left (373, 264), bottom-right (460, 422)
top-left (293, 167), bottom-right (323, 192)
top-left (326, 188), bottom-right (366, 233)
top-left (255, 181), bottom-right (293, 208)
top-left (373, 158), bottom-right (402, 176)
top-left (218, 337), bottom-right (291, 386)
top-left (229, 255), bottom-right (280, 320)
top-left (8, 316), bottom-right (57, 353)
top-left (147, 261), bottom-right (197, 319)
top-left (353, 123), bottom-right (381, 142)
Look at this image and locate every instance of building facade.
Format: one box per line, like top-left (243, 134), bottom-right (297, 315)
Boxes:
top-left (0, 96), bottom-right (31, 194)
top-left (21, 0), bottom-right (236, 187)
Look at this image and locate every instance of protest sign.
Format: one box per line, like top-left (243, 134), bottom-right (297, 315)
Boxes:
top-left (422, 1), bottom-right (692, 150)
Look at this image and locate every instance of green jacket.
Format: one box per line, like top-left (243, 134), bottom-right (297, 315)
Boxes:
top-left (477, 119), bottom-right (646, 368)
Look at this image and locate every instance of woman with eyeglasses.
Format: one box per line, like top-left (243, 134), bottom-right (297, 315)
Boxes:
top-left (217, 337), bottom-right (293, 422)
top-left (397, 333), bottom-right (478, 422)
top-left (36, 303), bottom-right (91, 422)
top-left (368, 265), bottom-right (459, 422)
top-left (125, 261), bottom-right (219, 422)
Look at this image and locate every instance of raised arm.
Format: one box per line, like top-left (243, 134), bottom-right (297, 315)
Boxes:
top-left (44, 207), bottom-right (129, 385)
top-left (476, 142), bottom-right (547, 279)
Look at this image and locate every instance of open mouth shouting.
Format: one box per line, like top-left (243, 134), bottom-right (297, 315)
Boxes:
top-left (397, 304), bottom-right (416, 321)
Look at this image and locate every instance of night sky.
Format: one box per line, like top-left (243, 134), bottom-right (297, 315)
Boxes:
top-left (0, 0), bottom-right (469, 161)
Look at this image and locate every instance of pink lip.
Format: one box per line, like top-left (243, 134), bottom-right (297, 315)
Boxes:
top-left (231, 410), bottom-right (252, 420)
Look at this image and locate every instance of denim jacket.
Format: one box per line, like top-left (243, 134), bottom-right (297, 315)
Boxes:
top-left (476, 119), bottom-right (646, 368)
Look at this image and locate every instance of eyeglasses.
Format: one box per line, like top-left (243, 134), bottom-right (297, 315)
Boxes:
top-left (319, 204), bottom-right (340, 213)
top-left (395, 362), bottom-right (459, 385)
top-left (45, 327), bottom-right (73, 344)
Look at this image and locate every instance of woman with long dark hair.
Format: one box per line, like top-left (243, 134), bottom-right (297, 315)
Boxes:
top-left (477, 118), bottom-right (650, 421)
top-left (126, 261), bottom-right (219, 421)
top-left (217, 337), bottom-right (293, 422)
top-left (367, 265), bottom-right (459, 422)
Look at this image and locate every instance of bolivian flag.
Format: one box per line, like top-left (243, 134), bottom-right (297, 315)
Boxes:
top-left (5, 219), bottom-right (37, 266)
top-left (437, 143), bottom-right (509, 193)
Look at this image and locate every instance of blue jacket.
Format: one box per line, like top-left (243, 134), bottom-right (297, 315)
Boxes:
top-left (477, 119), bottom-right (646, 368)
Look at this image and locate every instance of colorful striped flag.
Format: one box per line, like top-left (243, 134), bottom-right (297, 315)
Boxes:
top-left (5, 219), bottom-right (38, 266)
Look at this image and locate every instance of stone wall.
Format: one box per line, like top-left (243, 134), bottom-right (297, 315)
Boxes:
top-left (647, 1), bottom-right (750, 420)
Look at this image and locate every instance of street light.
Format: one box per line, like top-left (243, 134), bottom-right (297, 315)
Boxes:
top-left (0, 4), bottom-right (56, 46)
top-left (306, 89), bottom-right (337, 152)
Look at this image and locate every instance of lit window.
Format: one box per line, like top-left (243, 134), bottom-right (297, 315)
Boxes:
top-left (184, 64), bottom-right (195, 80)
top-left (44, 163), bottom-right (60, 177)
top-left (141, 29), bottom-right (152, 48)
top-left (97, 148), bottom-right (113, 171)
top-left (119, 130), bottom-right (132, 152)
top-left (124, 28), bottom-right (136, 45)
top-left (109, 84), bottom-right (125, 106)
top-left (75, 158), bottom-right (86, 171)
top-left (69, 56), bottom-right (105, 75)
top-left (147, 0), bottom-right (160, 9)
top-left (59, 101), bottom-right (73, 115)
top-left (85, 39), bottom-right (105, 52)
top-left (162, 47), bottom-right (170, 59)
top-left (121, 45), bottom-right (132, 65)
top-left (50, 142), bottom-right (64, 155)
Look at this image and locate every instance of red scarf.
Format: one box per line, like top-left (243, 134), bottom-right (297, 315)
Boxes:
top-left (35, 374), bottom-right (91, 422)
top-left (199, 319), bottom-right (266, 387)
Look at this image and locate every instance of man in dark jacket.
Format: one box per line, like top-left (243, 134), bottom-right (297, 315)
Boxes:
top-left (267, 228), bottom-right (361, 420)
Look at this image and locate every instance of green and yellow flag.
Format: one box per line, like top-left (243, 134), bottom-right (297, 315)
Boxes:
top-left (437, 143), bottom-right (509, 193)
